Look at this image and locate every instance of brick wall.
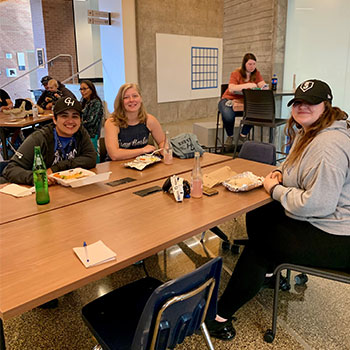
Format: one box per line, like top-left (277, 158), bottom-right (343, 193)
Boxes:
top-left (135, 0), bottom-right (224, 125)
top-left (0, 0), bottom-right (34, 100)
top-left (222, 0), bottom-right (287, 87)
top-left (41, 0), bottom-right (77, 83)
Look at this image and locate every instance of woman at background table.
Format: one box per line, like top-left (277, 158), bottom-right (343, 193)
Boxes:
top-left (105, 83), bottom-right (165, 160)
top-left (0, 88), bottom-right (13, 111)
top-left (207, 79), bottom-right (350, 341)
top-left (80, 80), bottom-right (104, 156)
top-left (219, 53), bottom-right (267, 147)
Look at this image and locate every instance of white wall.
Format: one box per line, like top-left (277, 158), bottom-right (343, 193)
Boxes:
top-left (73, 0), bottom-right (102, 79)
top-left (282, 0), bottom-right (350, 116)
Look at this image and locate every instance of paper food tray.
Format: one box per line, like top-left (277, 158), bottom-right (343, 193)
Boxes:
top-left (222, 171), bottom-right (264, 192)
top-left (124, 154), bottom-right (161, 171)
top-left (50, 168), bottom-right (111, 187)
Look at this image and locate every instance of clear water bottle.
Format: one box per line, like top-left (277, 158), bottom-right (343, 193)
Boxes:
top-left (33, 146), bottom-right (50, 205)
top-left (191, 152), bottom-right (203, 198)
top-left (271, 74), bottom-right (278, 91)
top-left (163, 131), bottom-right (173, 165)
top-left (32, 105), bottom-right (39, 118)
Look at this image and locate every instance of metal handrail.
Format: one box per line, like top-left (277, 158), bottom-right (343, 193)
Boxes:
top-left (0, 54), bottom-right (75, 90)
top-left (61, 58), bottom-right (102, 84)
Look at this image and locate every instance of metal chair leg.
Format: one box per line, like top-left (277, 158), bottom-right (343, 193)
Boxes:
top-left (264, 269), bottom-right (281, 343)
top-left (200, 322), bottom-right (215, 350)
top-left (214, 111), bottom-right (220, 153)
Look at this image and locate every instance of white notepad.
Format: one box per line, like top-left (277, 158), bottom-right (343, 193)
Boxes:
top-left (73, 240), bottom-right (117, 268)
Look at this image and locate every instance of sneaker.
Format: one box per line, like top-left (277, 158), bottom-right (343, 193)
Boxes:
top-left (239, 134), bottom-right (248, 143)
top-left (224, 136), bottom-right (233, 146)
top-left (206, 318), bottom-right (236, 341)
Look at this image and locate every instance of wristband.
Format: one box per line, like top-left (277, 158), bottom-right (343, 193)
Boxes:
top-left (269, 184), bottom-right (280, 198)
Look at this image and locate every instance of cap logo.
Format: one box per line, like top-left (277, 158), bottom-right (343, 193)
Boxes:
top-left (300, 81), bottom-right (314, 92)
top-left (64, 97), bottom-right (75, 107)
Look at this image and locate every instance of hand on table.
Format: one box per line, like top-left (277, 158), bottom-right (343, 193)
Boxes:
top-left (46, 168), bottom-right (56, 186)
top-left (263, 171), bottom-right (282, 194)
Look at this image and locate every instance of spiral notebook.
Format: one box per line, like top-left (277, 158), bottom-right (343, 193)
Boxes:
top-left (73, 240), bottom-right (117, 268)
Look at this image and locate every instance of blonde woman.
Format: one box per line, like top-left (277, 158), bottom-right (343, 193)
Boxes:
top-left (105, 83), bottom-right (165, 160)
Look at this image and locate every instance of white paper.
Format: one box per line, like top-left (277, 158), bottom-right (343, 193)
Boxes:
top-left (73, 240), bottom-right (117, 268)
top-left (0, 184), bottom-right (34, 197)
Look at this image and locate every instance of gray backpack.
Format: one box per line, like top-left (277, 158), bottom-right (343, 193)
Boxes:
top-left (170, 133), bottom-right (205, 159)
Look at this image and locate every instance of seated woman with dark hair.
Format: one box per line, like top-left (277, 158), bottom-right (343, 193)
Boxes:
top-left (206, 79), bottom-right (350, 341)
top-left (104, 83), bottom-right (165, 160)
top-left (79, 80), bottom-right (104, 156)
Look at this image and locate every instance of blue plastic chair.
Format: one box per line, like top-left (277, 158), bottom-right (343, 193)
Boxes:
top-left (82, 257), bottom-right (222, 350)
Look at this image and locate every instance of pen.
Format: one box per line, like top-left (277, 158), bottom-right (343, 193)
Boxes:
top-left (83, 241), bottom-right (90, 264)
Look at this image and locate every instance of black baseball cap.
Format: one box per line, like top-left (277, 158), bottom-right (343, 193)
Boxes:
top-left (41, 75), bottom-right (52, 85)
top-left (53, 97), bottom-right (82, 115)
top-left (287, 79), bottom-right (333, 107)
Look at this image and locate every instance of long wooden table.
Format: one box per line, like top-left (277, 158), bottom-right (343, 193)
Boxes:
top-left (0, 110), bottom-right (53, 160)
top-left (0, 152), bottom-right (230, 225)
top-left (0, 159), bottom-right (274, 322)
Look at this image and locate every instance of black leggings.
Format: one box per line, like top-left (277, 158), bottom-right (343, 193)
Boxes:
top-left (217, 201), bottom-right (350, 319)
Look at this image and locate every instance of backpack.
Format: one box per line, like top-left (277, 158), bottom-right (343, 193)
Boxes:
top-left (170, 133), bottom-right (205, 159)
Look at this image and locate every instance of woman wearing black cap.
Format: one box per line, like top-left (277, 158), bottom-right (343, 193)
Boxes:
top-left (206, 79), bottom-right (350, 341)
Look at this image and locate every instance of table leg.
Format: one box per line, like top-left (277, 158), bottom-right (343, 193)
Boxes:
top-left (0, 318), bottom-right (6, 350)
top-left (0, 128), bottom-right (9, 160)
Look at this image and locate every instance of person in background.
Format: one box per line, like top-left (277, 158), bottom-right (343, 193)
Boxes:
top-left (41, 79), bottom-right (63, 110)
top-left (206, 79), bottom-right (350, 341)
top-left (219, 53), bottom-right (268, 148)
top-left (105, 83), bottom-right (165, 160)
top-left (80, 80), bottom-right (104, 156)
top-left (37, 75), bottom-right (76, 109)
top-left (0, 88), bottom-right (13, 111)
top-left (2, 97), bottom-right (96, 185)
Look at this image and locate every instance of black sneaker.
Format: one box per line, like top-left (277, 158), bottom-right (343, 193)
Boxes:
top-left (206, 318), bottom-right (236, 341)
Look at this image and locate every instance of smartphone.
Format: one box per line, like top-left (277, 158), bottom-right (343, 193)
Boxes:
top-left (203, 186), bottom-right (219, 196)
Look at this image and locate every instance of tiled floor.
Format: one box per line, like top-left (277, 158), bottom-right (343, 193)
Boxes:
top-left (3, 217), bottom-right (350, 349)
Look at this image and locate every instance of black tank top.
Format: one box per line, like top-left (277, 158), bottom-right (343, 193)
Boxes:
top-left (118, 123), bottom-right (150, 149)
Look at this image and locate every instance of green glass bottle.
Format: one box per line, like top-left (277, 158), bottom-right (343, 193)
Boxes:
top-left (33, 146), bottom-right (50, 205)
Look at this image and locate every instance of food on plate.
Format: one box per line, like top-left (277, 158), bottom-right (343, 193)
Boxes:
top-left (226, 177), bottom-right (255, 187)
top-left (222, 171), bottom-right (264, 192)
top-left (52, 170), bottom-right (89, 180)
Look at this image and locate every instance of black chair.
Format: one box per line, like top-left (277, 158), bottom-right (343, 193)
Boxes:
top-left (82, 257), bottom-right (222, 350)
top-left (264, 263), bottom-right (350, 343)
top-left (214, 84), bottom-right (228, 153)
top-left (98, 137), bottom-right (107, 163)
top-left (233, 89), bottom-right (287, 157)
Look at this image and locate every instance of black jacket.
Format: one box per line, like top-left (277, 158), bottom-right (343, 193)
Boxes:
top-left (2, 123), bottom-right (96, 185)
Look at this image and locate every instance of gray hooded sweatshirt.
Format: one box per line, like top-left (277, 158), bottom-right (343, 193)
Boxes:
top-left (272, 120), bottom-right (350, 236)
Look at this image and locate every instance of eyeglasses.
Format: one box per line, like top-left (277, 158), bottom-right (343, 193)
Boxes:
top-left (79, 87), bottom-right (90, 91)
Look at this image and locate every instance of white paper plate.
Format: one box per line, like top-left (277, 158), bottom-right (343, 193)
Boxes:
top-left (50, 168), bottom-right (111, 188)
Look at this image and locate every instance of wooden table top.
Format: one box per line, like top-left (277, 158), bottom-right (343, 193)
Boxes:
top-left (0, 110), bottom-right (53, 128)
top-left (0, 158), bottom-right (274, 320)
top-left (0, 152), bottom-right (230, 225)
